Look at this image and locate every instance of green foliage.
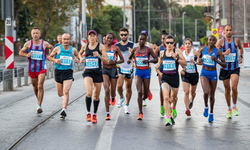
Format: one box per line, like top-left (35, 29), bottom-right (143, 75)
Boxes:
top-left (200, 36), bottom-right (208, 45)
top-left (150, 27), bottom-right (161, 45)
top-left (0, 2), bottom-right (5, 37)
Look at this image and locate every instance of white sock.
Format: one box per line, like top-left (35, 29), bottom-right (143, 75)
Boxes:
top-left (228, 106), bottom-right (232, 110)
top-left (107, 112), bottom-right (109, 115)
top-left (233, 103), bottom-right (236, 108)
top-left (87, 112), bottom-right (91, 114)
top-left (205, 107), bottom-right (208, 109)
top-left (210, 113), bottom-right (213, 115)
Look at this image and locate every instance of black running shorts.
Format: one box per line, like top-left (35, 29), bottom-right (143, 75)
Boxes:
top-left (55, 69), bottom-right (74, 84)
top-left (181, 72), bottom-right (199, 86)
top-left (82, 70), bottom-right (103, 83)
top-left (161, 73), bottom-right (179, 88)
top-left (103, 67), bottom-right (119, 79)
top-left (219, 68), bottom-right (240, 80)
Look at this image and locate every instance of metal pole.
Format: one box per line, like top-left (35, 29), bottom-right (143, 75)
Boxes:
top-left (82, 0), bottom-right (87, 42)
top-left (148, 0), bottom-right (151, 42)
top-left (223, 0), bottom-right (225, 19)
top-left (182, 12), bottom-right (186, 43)
top-left (169, 8), bottom-right (171, 35)
top-left (195, 19), bottom-right (197, 41)
top-left (213, 0), bottom-right (216, 28)
top-left (133, 0), bottom-right (136, 42)
top-left (123, 0), bottom-right (126, 27)
top-left (244, 0), bottom-right (248, 43)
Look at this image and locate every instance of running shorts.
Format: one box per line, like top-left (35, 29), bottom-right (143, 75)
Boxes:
top-left (118, 68), bottom-right (134, 79)
top-left (103, 67), bottom-right (119, 79)
top-left (161, 73), bottom-right (179, 88)
top-left (28, 69), bottom-right (47, 78)
top-left (82, 70), bottom-right (103, 83)
top-left (135, 68), bottom-right (150, 79)
top-left (219, 68), bottom-right (240, 80)
top-left (181, 72), bottom-right (199, 86)
top-left (200, 68), bottom-right (217, 81)
top-left (55, 69), bottom-right (74, 84)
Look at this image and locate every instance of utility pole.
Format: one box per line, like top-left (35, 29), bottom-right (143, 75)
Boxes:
top-left (82, 0), bottom-right (87, 45)
top-left (244, 0), bottom-right (248, 43)
top-left (182, 12), bottom-right (186, 44)
top-left (222, 0), bottom-right (225, 19)
top-left (213, 0), bottom-right (216, 28)
top-left (133, 0), bottom-right (136, 42)
top-left (195, 19), bottom-right (197, 41)
top-left (169, 8), bottom-right (171, 35)
top-left (123, 0), bottom-right (126, 27)
top-left (148, 0), bottom-right (151, 42)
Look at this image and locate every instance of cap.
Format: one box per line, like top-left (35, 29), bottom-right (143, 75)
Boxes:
top-left (140, 30), bottom-right (148, 36)
top-left (88, 30), bottom-right (97, 35)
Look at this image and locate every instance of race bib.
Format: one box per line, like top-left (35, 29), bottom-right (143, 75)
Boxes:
top-left (163, 59), bottom-right (176, 71)
top-left (120, 68), bottom-right (131, 74)
top-left (136, 56), bottom-right (148, 67)
top-left (60, 56), bottom-right (72, 66)
top-left (107, 51), bottom-right (114, 61)
top-left (31, 51), bottom-right (43, 60)
top-left (185, 62), bottom-right (196, 73)
top-left (85, 57), bottom-right (99, 69)
top-left (224, 53), bottom-right (236, 62)
top-left (203, 55), bottom-right (215, 66)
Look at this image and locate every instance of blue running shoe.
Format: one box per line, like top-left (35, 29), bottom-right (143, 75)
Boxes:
top-left (208, 113), bottom-right (214, 122)
top-left (203, 107), bottom-right (208, 117)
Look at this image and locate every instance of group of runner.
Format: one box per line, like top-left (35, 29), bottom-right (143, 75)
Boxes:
top-left (19, 24), bottom-right (242, 126)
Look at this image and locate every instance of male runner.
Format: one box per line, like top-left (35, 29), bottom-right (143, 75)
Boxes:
top-left (216, 24), bottom-right (243, 119)
top-left (116, 28), bottom-right (136, 114)
top-left (48, 33), bottom-right (79, 119)
top-left (54, 35), bottom-right (62, 48)
top-left (19, 27), bottom-right (53, 114)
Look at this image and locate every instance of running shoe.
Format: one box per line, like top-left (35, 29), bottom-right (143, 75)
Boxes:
top-left (105, 114), bottom-right (110, 120)
top-left (227, 110), bottom-right (232, 119)
top-left (189, 101), bottom-right (193, 109)
top-left (143, 100), bottom-right (147, 106)
top-left (172, 108), bottom-right (177, 119)
top-left (92, 114), bottom-right (97, 123)
top-left (233, 107), bottom-right (239, 116)
top-left (137, 113), bottom-right (143, 120)
top-left (60, 110), bottom-right (67, 119)
top-left (171, 117), bottom-right (175, 125)
top-left (148, 89), bottom-right (153, 100)
top-left (110, 97), bottom-right (116, 106)
top-left (208, 114), bottom-right (214, 122)
top-left (36, 106), bottom-right (43, 114)
top-left (203, 107), bottom-right (209, 117)
top-left (185, 109), bottom-right (191, 116)
top-left (124, 105), bottom-right (130, 114)
top-left (117, 97), bottom-right (124, 108)
top-left (165, 118), bottom-right (172, 126)
top-left (160, 106), bottom-right (165, 116)
top-left (86, 113), bottom-right (91, 122)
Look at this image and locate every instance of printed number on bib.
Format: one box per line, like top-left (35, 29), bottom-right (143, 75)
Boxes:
top-left (203, 55), bottom-right (215, 66)
top-left (31, 51), bottom-right (43, 60)
top-left (60, 56), bottom-right (72, 66)
top-left (163, 59), bottom-right (176, 71)
top-left (107, 51), bottom-right (114, 61)
top-left (85, 57), bottom-right (99, 69)
top-left (224, 53), bottom-right (236, 62)
top-left (136, 56), bottom-right (148, 67)
top-left (120, 68), bottom-right (131, 74)
top-left (185, 62), bottom-right (196, 73)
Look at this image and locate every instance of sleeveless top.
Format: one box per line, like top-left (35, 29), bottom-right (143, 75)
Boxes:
top-left (162, 49), bottom-right (179, 75)
top-left (158, 45), bottom-right (166, 72)
top-left (202, 47), bottom-right (218, 68)
top-left (183, 49), bottom-right (197, 74)
top-left (55, 45), bottom-right (73, 70)
top-left (221, 37), bottom-right (239, 70)
top-left (27, 40), bottom-right (47, 72)
top-left (85, 43), bottom-right (102, 73)
top-left (135, 46), bottom-right (150, 70)
top-left (103, 45), bottom-right (116, 65)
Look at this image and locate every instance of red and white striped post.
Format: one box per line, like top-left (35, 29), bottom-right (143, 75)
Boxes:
top-left (5, 36), bottom-right (14, 69)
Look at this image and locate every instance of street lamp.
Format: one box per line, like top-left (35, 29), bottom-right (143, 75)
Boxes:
top-left (182, 12), bottom-right (186, 45)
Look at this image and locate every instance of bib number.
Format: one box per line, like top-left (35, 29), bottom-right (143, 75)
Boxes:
top-left (136, 56), bottom-right (148, 67)
top-left (203, 55), bottom-right (215, 66)
top-left (224, 53), bottom-right (236, 62)
top-left (31, 51), bottom-right (43, 60)
top-left (60, 56), bottom-right (72, 66)
top-left (107, 51), bottom-right (114, 61)
top-left (163, 59), bottom-right (176, 71)
top-left (120, 68), bottom-right (131, 74)
top-left (85, 57), bottom-right (99, 69)
top-left (185, 62), bottom-right (195, 73)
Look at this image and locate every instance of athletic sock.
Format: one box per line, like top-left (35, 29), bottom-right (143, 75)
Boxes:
top-left (125, 104), bottom-right (129, 106)
top-left (86, 96), bottom-right (92, 112)
top-left (172, 106), bottom-right (176, 109)
top-left (228, 106), bottom-right (232, 110)
top-left (94, 100), bottom-right (100, 114)
top-left (233, 103), bottom-right (237, 108)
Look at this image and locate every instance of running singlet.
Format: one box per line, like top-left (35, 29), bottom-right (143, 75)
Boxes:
top-left (85, 43), bottom-right (102, 73)
top-left (162, 49), bottom-right (179, 75)
top-left (115, 41), bottom-right (136, 73)
top-left (221, 37), bottom-right (239, 70)
top-left (27, 40), bottom-right (47, 72)
top-left (55, 45), bottom-right (73, 70)
top-left (135, 47), bottom-right (149, 70)
top-left (202, 47), bottom-right (218, 68)
top-left (159, 45), bottom-right (166, 72)
top-left (183, 49), bottom-right (197, 73)
top-left (103, 45), bottom-right (116, 64)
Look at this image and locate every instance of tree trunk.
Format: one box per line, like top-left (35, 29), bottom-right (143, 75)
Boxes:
top-left (41, 16), bottom-right (51, 40)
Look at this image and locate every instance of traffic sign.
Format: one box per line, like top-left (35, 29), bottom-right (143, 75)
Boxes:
top-left (6, 17), bottom-right (11, 26)
top-left (221, 19), bottom-right (227, 26)
top-left (243, 43), bottom-right (250, 70)
top-left (212, 28), bottom-right (218, 39)
top-left (218, 26), bottom-right (224, 37)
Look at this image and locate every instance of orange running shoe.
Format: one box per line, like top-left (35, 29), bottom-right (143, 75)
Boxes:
top-left (105, 114), bottom-right (111, 120)
top-left (86, 113), bottom-right (91, 122)
top-left (148, 89), bottom-right (152, 100)
top-left (137, 113), bottom-right (143, 120)
top-left (92, 114), bottom-right (97, 123)
top-left (110, 97), bottom-right (116, 106)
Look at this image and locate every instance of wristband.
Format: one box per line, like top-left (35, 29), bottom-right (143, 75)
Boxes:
top-left (216, 60), bottom-right (220, 63)
top-left (148, 60), bottom-right (151, 63)
top-left (98, 55), bottom-right (102, 58)
top-left (240, 55), bottom-right (243, 58)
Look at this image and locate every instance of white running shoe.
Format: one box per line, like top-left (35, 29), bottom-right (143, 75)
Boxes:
top-left (143, 100), bottom-right (147, 106)
top-left (124, 105), bottom-right (130, 114)
top-left (36, 105), bottom-right (43, 114)
top-left (117, 97), bottom-right (125, 108)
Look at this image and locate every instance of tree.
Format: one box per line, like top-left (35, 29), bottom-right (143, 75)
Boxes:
top-left (150, 27), bottom-right (161, 45)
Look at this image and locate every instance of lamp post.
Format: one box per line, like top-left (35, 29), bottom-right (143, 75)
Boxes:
top-left (182, 12), bottom-right (186, 44)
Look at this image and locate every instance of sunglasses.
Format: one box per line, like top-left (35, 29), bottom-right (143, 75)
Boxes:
top-left (166, 42), bottom-right (174, 45)
top-left (120, 34), bottom-right (128, 37)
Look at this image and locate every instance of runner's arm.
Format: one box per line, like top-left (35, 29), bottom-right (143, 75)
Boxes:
top-left (148, 47), bottom-right (158, 64)
top-left (216, 49), bottom-right (227, 68)
top-left (196, 47), bottom-right (204, 65)
top-left (155, 46), bottom-right (160, 57)
top-left (19, 41), bottom-right (31, 57)
top-left (79, 44), bottom-right (86, 62)
top-left (176, 49), bottom-right (187, 66)
top-left (99, 44), bottom-right (109, 64)
top-left (236, 38), bottom-right (243, 64)
top-left (44, 41), bottom-right (54, 54)
top-left (128, 47), bottom-right (136, 61)
top-left (48, 47), bottom-right (60, 63)
top-left (115, 46), bottom-right (124, 64)
top-left (155, 51), bottom-right (163, 75)
top-left (73, 48), bottom-right (80, 63)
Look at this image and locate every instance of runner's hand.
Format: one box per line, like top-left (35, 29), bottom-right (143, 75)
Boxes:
top-left (239, 57), bottom-right (242, 64)
top-left (128, 48), bottom-right (133, 53)
top-left (26, 52), bottom-right (32, 58)
top-left (55, 59), bottom-right (61, 64)
top-left (93, 51), bottom-right (99, 57)
top-left (198, 58), bottom-right (203, 64)
top-left (142, 60), bottom-right (148, 64)
top-left (52, 62), bottom-right (55, 65)
top-left (211, 55), bottom-right (217, 62)
top-left (171, 52), bottom-right (177, 60)
top-left (109, 59), bottom-right (116, 65)
top-left (181, 70), bottom-right (185, 75)
top-left (224, 48), bottom-right (231, 55)
top-left (127, 59), bottom-right (131, 64)
top-left (80, 58), bottom-right (85, 63)
top-left (74, 58), bottom-right (79, 63)
top-left (190, 58), bottom-right (195, 64)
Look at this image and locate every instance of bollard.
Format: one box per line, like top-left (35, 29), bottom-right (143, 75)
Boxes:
top-left (17, 67), bottom-right (22, 87)
top-left (24, 67), bottom-right (29, 86)
top-left (3, 70), bottom-right (7, 91)
top-left (9, 69), bottom-right (13, 91)
top-left (46, 64), bottom-right (50, 79)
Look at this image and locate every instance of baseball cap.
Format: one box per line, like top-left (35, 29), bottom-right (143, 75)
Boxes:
top-left (140, 30), bottom-right (148, 36)
top-left (88, 30), bottom-right (97, 35)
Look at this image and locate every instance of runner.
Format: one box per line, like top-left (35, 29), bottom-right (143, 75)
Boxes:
top-left (116, 28), bottom-right (136, 114)
top-left (103, 33), bottom-right (124, 120)
top-left (79, 30), bottom-right (108, 123)
top-left (54, 35), bottom-right (62, 48)
top-left (19, 27), bottom-right (54, 114)
top-left (181, 38), bottom-right (200, 116)
top-left (154, 30), bottom-right (168, 116)
top-left (216, 24), bottom-right (243, 119)
top-left (155, 35), bottom-right (187, 126)
top-left (48, 33), bottom-right (79, 119)
top-left (127, 32), bottom-right (158, 120)
top-left (198, 35), bottom-right (226, 122)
